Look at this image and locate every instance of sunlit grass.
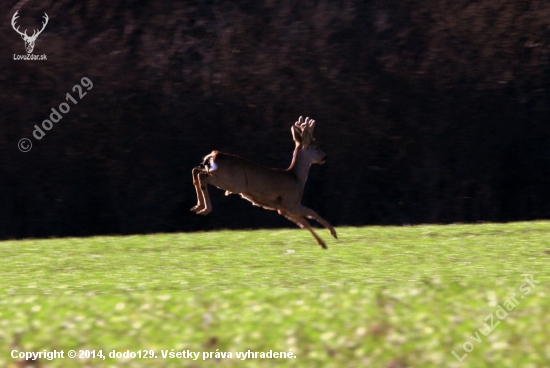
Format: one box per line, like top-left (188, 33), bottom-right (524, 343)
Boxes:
top-left (1, 222), bottom-right (549, 367)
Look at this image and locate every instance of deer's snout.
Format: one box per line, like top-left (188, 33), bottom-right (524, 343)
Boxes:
top-left (320, 155), bottom-right (328, 164)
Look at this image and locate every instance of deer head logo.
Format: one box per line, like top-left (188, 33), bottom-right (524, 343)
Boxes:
top-left (11, 11), bottom-right (49, 54)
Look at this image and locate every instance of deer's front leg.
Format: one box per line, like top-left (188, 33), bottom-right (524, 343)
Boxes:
top-left (295, 206), bottom-right (337, 239)
top-left (278, 210), bottom-right (327, 249)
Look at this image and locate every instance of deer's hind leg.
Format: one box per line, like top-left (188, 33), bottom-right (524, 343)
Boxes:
top-left (191, 167), bottom-right (215, 215)
top-left (191, 167), bottom-right (206, 212)
top-left (195, 172), bottom-right (216, 215)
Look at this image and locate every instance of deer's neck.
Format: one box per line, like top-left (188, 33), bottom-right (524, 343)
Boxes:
top-left (288, 147), bottom-right (311, 184)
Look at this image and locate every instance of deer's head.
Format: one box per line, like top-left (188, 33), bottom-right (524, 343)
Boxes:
top-left (12, 11), bottom-right (49, 54)
top-left (291, 116), bottom-right (328, 165)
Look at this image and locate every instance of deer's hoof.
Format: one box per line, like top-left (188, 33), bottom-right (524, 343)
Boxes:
top-left (197, 208), bottom-right (211, 216)
top-left (317, 240), bottom-right (328, 249)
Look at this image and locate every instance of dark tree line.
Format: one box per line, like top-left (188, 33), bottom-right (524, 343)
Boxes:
top-left (1, 0), bottom-right (549, 239)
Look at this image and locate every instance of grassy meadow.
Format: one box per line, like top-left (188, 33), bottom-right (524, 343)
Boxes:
top-left (1, 222), bottom-right (549, 367)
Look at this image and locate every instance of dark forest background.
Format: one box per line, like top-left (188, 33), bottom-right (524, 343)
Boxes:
top-left (1, 0), bottom-right (549, 239)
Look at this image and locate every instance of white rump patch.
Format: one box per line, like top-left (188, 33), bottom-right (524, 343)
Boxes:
top-left (208, 157), bottom-right (217, 172)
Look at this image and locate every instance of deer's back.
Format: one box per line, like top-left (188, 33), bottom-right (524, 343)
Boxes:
top-left (210, 152), bottom-right (300, 198)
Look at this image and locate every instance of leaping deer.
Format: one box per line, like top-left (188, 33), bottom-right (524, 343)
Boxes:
top-left (12, 11), bottom-right (49, 54)
top-left (191, 117), bottom-right (337, 249)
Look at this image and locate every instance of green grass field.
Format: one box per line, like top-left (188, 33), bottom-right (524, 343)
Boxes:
top-left (1, 222), bottom-right (549, 367)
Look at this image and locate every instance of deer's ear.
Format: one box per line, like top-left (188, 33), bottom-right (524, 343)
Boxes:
top-left (291, 125), bottom-right (302, 144)
top-left (21, 34), bottom-right (26, 40)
